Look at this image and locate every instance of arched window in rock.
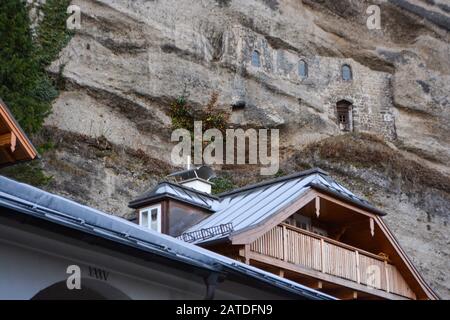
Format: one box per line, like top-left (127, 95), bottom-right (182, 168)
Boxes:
top-left (298, 60), bottom-right (308, 79)
top-left (251, 50), bottom-right (261, 67)
top-left (342, 64), bottom-right (352, 81)
top-left (336, 100), bottom-right (353, 132)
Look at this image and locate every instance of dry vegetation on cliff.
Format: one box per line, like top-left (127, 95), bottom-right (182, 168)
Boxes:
top-left (301, 133), bottom-right (450, 194)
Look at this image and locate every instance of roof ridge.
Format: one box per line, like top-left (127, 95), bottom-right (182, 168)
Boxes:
top-left (159, 180), bottom-right (220, 199)
top-left (217, 168), bottom-right (328, 197)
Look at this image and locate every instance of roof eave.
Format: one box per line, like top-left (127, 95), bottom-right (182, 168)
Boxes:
top-left (129, 193), bottom-right (214, 212)
top-left (0, 178), bottom-right (331, 300)
top-left (309, 182), bottom-right (387, 216)
top-left (0, 99), bottom-right (39, 162)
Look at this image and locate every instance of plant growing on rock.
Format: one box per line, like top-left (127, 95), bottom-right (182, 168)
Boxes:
top-left (0, 0), bottom-right (74, 187)
top-left (211, 174), bottom-right (235, 194)
top-left (170, 91), bottom-right (230, 134)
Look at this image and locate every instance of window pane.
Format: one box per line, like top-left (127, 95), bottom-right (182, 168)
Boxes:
top-left (150, 208), bottom-right (158, 231)
top-left (141, 211), bottom-right (148, 227)
top-left (298, 60), bottom-right (308, 78)
top-left (342, 65), bottom-right (352, 81)
top-left (251, 50), bottom-right (261, 67)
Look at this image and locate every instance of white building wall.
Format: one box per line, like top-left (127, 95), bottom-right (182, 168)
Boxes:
top-left (0, 218), bottom-right (285, 300)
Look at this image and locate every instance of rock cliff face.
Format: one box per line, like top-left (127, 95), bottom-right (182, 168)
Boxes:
top-left (34, 0), bottom-right (449, 297)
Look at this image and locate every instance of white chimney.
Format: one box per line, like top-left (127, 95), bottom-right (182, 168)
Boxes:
top-left (168, 166), bottom-right (215, 194)
top-left (179, 178), bottom-right (212, 194)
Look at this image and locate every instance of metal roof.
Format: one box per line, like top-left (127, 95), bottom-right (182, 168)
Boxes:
top-left (129, 181), bottom-right (218, 210)
top-left (181, 168), bottom-right (385, 243)
top-left (0, 175), bottom-right (334, 300)
top-left (167, 165), bottom-right (216, 181)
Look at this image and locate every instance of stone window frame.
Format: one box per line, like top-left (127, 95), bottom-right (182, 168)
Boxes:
top-left (336, 100), bottom-right (354, 132)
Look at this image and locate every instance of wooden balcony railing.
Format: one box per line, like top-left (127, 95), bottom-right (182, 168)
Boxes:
top-left (250, 224), bottom-right (415, 299)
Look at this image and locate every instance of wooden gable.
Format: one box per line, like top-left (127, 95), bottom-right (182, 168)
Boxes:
top-left (226, 188), bottom-right (438, 300)
top-left (0, 100), bottom-right (38, 167)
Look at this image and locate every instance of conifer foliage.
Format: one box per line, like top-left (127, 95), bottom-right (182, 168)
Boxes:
top-left (0, 0), bottom-right (71, 134)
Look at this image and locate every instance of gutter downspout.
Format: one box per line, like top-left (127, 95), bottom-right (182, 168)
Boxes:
top-left (204, 272), bottom-right (221, 300)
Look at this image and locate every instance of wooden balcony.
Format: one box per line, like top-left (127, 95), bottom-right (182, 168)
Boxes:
top-left (249, 224), bottom-right (415, 299)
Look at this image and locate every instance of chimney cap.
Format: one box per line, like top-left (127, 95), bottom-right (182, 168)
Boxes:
top-left (167, 165), bottom-right (216, 182)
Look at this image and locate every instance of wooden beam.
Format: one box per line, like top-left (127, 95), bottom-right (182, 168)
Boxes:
top-left (244, 244), bottom-right (250, 264)
top-left (0, 132), bottom-right (16, 153)
top-left (335, 291), bottom-right (358, 300)
top-left (282, 225), bottom-right (287, 261)
top-left (314, 281), bottom-right (323, 289)
top-left (385, 260), bottom-right (390, 293)
top-left (315, 196), bottom-right (320, 218)
top-left (239, 244), bottom-right (250, 264)
top-left (320, 239), bottom-right (326, 273)
top-left (278, 269), bottom-right (284, 278)
top-left (355, 250), bottom-right (361, 284)
top-left (370, 218), bottom-right (375, 237)
top-left (0, 102), bottom-right (37, 160)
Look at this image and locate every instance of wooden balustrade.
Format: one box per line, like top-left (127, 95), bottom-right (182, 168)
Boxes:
top-left (250, 224), bottom-right (415, 299)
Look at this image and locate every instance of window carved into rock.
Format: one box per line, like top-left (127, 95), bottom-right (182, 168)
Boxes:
top-left (298, 60), bottom-right (308, 79)
top-left (342, 64), bottom-right (352, 81)
top-left (251, 50), bottom-right (261, 67)
top-left (336, 100), bottom-right (353, 132)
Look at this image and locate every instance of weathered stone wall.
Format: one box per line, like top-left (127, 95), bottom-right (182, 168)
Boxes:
top-left (29, 0), bottom-right (449, 298)
top-left (222, 25), bottom-right (396, 139)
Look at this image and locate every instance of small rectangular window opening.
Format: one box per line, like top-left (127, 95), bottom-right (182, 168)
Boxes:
top-left (140, 204), bottom-right (162, 233)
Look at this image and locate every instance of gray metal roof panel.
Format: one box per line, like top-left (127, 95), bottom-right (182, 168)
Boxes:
top-left (185, 174), bottom-right (319, 234)
top-left (0, 175), bottom-right (333, 300)
top-left (184, 170), bottom-right (384, 243)
top-left (216, 168), bottom-right (328, 197)
top-left (129, 181), bottom-right (218, 210)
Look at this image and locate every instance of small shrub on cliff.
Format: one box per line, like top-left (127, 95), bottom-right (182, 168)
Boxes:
top-left (170, 95), bottom-right (194, 131)
top-left (170, 91), bottom-right (229, 134)
top-left (202, 92), bottom-right (229, 133)
top-left (211, 174), bottom-right (235, 194)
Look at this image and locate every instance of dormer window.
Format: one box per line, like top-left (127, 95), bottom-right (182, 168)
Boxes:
top-left (251, 50), bottom-right (261, 67)
top-left (139, 204), bottom-right (161, 232)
